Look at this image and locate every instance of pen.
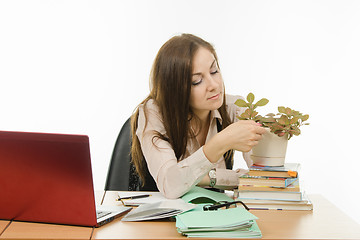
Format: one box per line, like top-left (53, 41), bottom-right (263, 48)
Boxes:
top-left (118, 194), bottom-right (151, 201)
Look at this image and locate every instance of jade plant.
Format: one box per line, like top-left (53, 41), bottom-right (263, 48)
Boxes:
top-left (235, 93), bottom-right (309, 140)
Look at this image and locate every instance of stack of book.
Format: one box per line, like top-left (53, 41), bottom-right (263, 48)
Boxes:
top-left (237, 163), bottom-right (313, 210)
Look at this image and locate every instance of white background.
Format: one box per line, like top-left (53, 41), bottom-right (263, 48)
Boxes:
top-left (1, 0), bottom-right (359, 224)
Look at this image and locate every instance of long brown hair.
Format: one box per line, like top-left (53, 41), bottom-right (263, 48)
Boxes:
top-left (131, 33), bottom-right (232, 184)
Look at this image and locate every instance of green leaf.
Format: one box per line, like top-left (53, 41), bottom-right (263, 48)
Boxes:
top-left (295, 130), bottom-right (301, 136)
top-left (241, 110), bottom-right (251, 119)
top-left (262, 117), bottom-right (276, 123)
top-left (278, 115), bottom-right (290, 125)
top-left (254, 115), bottom-right (263, 122)
top-left (247, 93), bottom-right (255, 104)
top-left (235, 99), bottom-right (248, 108)
top-left (275, 131), bottom-right (286, 137)
top-left (254, 98), bottom-right (269, 108)
top-left (285, 107), bottom-right (292, 115)
top-left (292, 110), bottom-right (300, 116)
top-left (278, 118), bottom-right (286, 125)
top-left (278, 106), bottom-right (286, 114)
top-left (251, 111), bottom-right (258, 119)
top-left (290, 117), bottom-right (299, 125)
top-left (301, 114), bottom-right (309, 121)
top-left (292, 128), bottom-right (301, 136)
top-left (272, 125), bottom-right (284, 132)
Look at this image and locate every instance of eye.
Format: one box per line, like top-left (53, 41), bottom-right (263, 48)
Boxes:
top-left (192, 79), bottom-right (202, 86)
top-left (210, 67), bottom-right (219, 75)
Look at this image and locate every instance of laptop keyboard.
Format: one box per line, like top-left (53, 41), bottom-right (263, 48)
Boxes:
top-left (96, 210), bottom-right (111, 219)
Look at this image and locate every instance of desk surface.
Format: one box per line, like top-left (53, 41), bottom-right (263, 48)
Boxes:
top-left (1, 191), bottom-right (360, 240)
top-left (0, 221), bottom-right (10, 234)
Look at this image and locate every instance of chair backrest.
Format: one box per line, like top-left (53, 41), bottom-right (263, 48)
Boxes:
top-left (104, 117), bottom-right (158, 191)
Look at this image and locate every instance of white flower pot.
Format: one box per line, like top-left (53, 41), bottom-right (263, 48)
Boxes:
top-left (250, 128), bottom-right (288, 166)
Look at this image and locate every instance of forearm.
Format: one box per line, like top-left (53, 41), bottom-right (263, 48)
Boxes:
top-left (202, 131), bottom-right (229, 163)
top-left (197, 168), bottom-right (241, 190)
top-left (197, 173), bottom-right (210, 186)
top-left (153, 147), bottom-right (214, 199)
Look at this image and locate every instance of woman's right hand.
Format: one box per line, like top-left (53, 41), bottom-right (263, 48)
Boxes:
top-left (203, 120), bottom-right (266, 163)
top-left (222, 120), bottom-right (266, 153)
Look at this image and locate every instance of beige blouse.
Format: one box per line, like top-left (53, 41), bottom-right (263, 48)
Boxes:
top-left (136, 94), bottom-right (253, 199)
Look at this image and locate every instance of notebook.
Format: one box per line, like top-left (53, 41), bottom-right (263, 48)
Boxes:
top-left (0, 130), bottom-right (131, 227)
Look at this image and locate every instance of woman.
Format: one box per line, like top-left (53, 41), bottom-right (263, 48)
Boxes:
top-left (131, 33), bottom-right (265, 199)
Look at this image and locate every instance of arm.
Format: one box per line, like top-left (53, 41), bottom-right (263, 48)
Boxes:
top-left (197, 168), bottom-right (248, 190)
top-left (200, 95), bottom-right (264, 188)
top-left (137, 102), bottom-right (214, 199)
top-left (137, 98), bottom-right (264, 198)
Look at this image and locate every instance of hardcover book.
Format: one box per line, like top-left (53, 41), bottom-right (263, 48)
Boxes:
top-left (248, 163), bottom-right (301, 178)
top-left (239, 176), bottom-right (299, 188)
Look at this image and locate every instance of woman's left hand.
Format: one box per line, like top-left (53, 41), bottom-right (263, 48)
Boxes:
top-left (215, 168), bottom-right (248, 188)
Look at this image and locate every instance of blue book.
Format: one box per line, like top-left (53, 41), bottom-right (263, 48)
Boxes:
top-left (239, 176), bottom-right (299, 188)
top-left (249, 163), bottom-right (301, 178)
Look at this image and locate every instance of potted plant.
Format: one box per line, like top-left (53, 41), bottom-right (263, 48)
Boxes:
top-left (235, 93), bottom-right (309, 166)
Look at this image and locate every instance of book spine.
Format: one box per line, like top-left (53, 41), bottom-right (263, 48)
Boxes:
top-left (284, 178), bottom-right (299, 187)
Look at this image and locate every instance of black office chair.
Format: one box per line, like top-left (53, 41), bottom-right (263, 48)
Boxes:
top-left (104, 117), bottom-right (158, 191)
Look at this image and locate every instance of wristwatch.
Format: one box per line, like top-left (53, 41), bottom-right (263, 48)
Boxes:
top-left (208, 168), bottom-right (217, 188)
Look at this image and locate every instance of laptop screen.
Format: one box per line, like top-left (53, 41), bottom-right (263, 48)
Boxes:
top-left (0, 131), bottom-right (98, 226)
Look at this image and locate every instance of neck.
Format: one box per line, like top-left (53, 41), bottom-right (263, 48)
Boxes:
top-left (190, 111), bottom-right (211, 146)
top-left (191, 110), bottom-right (211, 132)
top-left (196, 110), bottom-right (211, 125)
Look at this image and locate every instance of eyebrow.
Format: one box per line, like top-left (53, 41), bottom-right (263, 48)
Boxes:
top-left (192, 59), bottom-right (217, 76)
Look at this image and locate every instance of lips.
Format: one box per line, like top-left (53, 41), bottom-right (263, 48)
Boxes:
top-left (208, 93), bottom-right (220, 100)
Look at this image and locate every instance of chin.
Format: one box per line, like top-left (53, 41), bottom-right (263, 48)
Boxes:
top-left (211, 99), bottom-right (224, 110)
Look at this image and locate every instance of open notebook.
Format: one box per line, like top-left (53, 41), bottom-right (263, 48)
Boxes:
top-left (0, 130), bottom-right (131, 227)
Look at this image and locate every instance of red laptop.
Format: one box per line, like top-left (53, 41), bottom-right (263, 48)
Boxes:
top-left (0, 130), bottom-right (130, 227)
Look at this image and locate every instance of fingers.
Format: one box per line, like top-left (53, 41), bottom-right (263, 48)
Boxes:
top-left (225, 120), bottom-right (266, 153)
top-left (253, 122), bottom-right (267, 135)
top-left (235, 168), bottom-right (249, 176)
top-left (252, 132), bottom-right (263, 141)
top-left (243, 122), bottom-right (266, 152)
top-left (237, 120), bottom-right (266, 134)
top-left (246, 121), bottom-right (265, 141)
top-left (241, 141), bottom-right (257, 153)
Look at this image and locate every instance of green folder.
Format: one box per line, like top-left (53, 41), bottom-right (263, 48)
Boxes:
top-left (176, 187), bottom-right (262, 238)
top-left (179, 223), bottom-right (262, 238)
top-left (181, 186), bottom-right (234, 204)
top-left (176, 207), bottom-right (257, 229)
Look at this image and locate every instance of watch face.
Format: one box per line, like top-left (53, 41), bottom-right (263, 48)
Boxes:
top-left (209, 169), bottom-right (216, 187)
top-left (209, 170), bottom-right (216, 178)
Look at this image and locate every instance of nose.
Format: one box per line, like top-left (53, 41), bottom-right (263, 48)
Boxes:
top-left (206, 74), bottom-right (219, 91)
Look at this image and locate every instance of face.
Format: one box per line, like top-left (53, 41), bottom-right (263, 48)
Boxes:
top-left (189, 47), bottom-right (224, 120)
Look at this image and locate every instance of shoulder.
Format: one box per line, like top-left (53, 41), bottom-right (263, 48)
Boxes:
top-left (138, 99), bottom-right (159, 114)
top-left (224, 94), bottom-right (246, 122)
top-left (225, 94), bottom-right (244, 105)
top-left (137, 99), bottom-right (166, 135)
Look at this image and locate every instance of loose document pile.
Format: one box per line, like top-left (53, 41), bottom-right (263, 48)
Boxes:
top-left (118, 187), bottom-right (262, 238)
top-left (121, 199), bottom-right (195, 221)
top-left (176, 187), bottom-right (262, 238)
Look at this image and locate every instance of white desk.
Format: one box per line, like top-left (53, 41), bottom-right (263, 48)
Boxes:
top-left (92, 191), bottom-right (360, 240)
top-left (1, 191), bottom-right (360, 240)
